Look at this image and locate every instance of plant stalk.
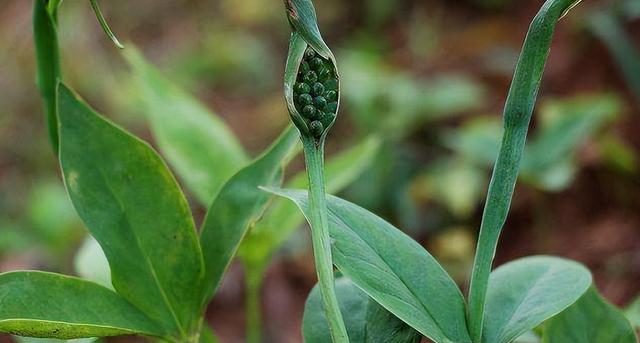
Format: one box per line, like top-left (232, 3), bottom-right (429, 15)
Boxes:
top-left (244, 262), bottom-right (265, 343)
top-left (302, 136), bottom-right (349, 343)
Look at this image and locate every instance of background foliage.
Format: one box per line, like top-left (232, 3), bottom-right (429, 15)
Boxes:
top-left (0, 0), bottom-right (639, 341)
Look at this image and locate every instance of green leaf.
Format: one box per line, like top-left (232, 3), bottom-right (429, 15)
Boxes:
top-left (467, 1), bottom-right (584, 340)
top-left (542, 287), bottom-right (637, 343)
top-left (265, 188), bottom-right (471, 343)
top-left (239, 137), bottom-right (380, 268)
top-left (33, 0), bottom-right (62, 151)
top-left (58, 84), bottom-right (205, 340)
top-left (625, 295), bottom-right (640, 331)
top-left (303, 277), bottom-right (421, 343)
top-left (588, 11), bottom-right (640, 101)
top-left (0, 271), bottom-right (162, 339)
top-left (481, 256), bottom-right (592, 343)
top-left (199, 324), bottom-right (220, 343)
top-left (520, 94), bottom-right (619, 190)
top-left (199, 126), bottom-right (299, 304)
top-left (123, 47), bottom-right (249, 205)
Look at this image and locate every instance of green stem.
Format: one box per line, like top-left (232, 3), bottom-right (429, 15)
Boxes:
top-left (89, 0), bottom-right (124, 49)
top-left (33, 0), bottom-right (62, 152)
top-left (466, 1), bottom-right (581, 342)
top-left (245, 263), bottom-right (265, 343)
top-left (302, 136), bottom-right (349, 343)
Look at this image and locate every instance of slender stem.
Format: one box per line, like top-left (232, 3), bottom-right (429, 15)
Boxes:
top-left (466, 1), bottom-right (580, 341)
top-left (244, 262), bottom-right (265, 343)
top-left (302, 136), bottom-right (349, 343)
top-left (89, 0), bottom-right (124, 49)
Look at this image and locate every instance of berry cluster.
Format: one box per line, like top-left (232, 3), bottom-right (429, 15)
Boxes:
top-left (294, 47), bottom-right (339, 137)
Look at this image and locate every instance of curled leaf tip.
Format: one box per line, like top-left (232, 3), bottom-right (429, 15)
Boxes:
top-left (89, 0), bottom-right (124, 49)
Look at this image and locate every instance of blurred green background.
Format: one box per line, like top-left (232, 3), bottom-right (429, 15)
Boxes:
top-left (1, 0), bottom-right (639, 342)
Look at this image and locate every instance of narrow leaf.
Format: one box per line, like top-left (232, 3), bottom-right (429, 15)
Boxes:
top-left (467, 2), bottom-right (584, 340)
top-left (266, 188), bottom-right (471, 343)
top-left (58, 84), bottom-right (204, 340)
top-left (0, 271), bottom-right (162, 339)
top-left (124, 47), bottom-right (249, 205)
top-left (481, 256), bottom-right (591, 343)
top-left (33, 0), bottom-right (62, 151)
top-left (303, 277), bottom-right (421, 343)
top-left (199, 126), bottom-right (299, 304)
top-left (542, 287), bottom-right (637, 343)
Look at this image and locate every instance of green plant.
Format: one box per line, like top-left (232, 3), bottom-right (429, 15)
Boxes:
top-left (281, 0), bottom-right (348, 341)
top-left (268, 0), bottom-right (638, 342)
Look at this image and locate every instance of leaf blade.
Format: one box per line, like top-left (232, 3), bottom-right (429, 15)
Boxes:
top-left (123, 47), bottom-right (249, 205)
top-left (542, 287), bottom-right (637, 343)
top-left (482, 256), bottom-right (591, 343)
top-left (303, 277), bottom-right (421, 343)
top-left (58, 83), bottom-right (204, 339)
top-left (0, 271), bottom-right (162, 339)
top-left (266, 188), bottom-right (471, 343)
top-left (199, 126), bottom-right (299, 304)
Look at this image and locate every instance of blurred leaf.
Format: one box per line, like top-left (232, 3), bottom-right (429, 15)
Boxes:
top-left (266, 188), bottom-right (471, 343)
top-left (443, 94), bottom-right (620, 192)
top-left (124, 47), bottom-right (249, 205)
top-left (624, 295), bottom-right (640, 331)
top-left (0, 271), bottom-right (162, 339)
top-left (303, 277), bottom-right (421, 343)
top-left (73, 236), bottom-right (111, 290)
top-left (58, 84), bottom-right (204, 339)
top-left (412, 158), bottom-right (486, 218)
top-left (199, 126), bottom-right (298, 304)
top-left (588, 11), bottom-right (640, 101)
top-left (514, 331), bottom-right (541, 343)
top-left (441, 116), bottom-right (502, 167)
top-left (340, 50), bottom-right (484, 137)
top-left (27, 180), bottom-right (82, 252)
top-left (482, 256), bottom-right (592, 343)
top-left (239, 137), bottom-right (380, 268)
top-left (521, 94), bottom-right (620, 190)
top-left (598, 134), bottom-right (638, 174)
top-left (542, 287), bottom-right (637, 342)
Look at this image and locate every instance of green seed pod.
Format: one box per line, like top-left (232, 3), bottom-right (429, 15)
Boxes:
top-left (302, 105), bottom-right (316, 119)
top-left (318, 67), bottom-right (332, 81)
top-left (283, 0), bottom-right (340, 142)
top-left (304, 47), bottom-right (316, 60)
top-left (295, 82), bottom-right (311, 94)
top-left (300, 61), bottom-right (310, 73)
top-left (298, 93), bottom-right (313, 106)
top-left (313, 96), bottom-right (327, 110)
top-left (324, 79), bottom-right (338, 91)
top-left (310, 57), bottom-right (323, 70)
top-left (326, 101), bottom-right (338, 114)
top-left (303, 71), bottom-right (318, 84)
top-left (310, 120), bottom-right (324, 136)
top-left (324, 90), bottom-right (337, 101)
top-left (312, 82), bottom-right (325, 96)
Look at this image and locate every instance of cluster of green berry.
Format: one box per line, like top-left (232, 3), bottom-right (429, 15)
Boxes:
top-left (294, 47), bottom-right (339, 137)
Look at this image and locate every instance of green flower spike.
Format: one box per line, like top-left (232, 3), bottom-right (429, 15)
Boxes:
top-left (282, 1), bottom-right (348, 342)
